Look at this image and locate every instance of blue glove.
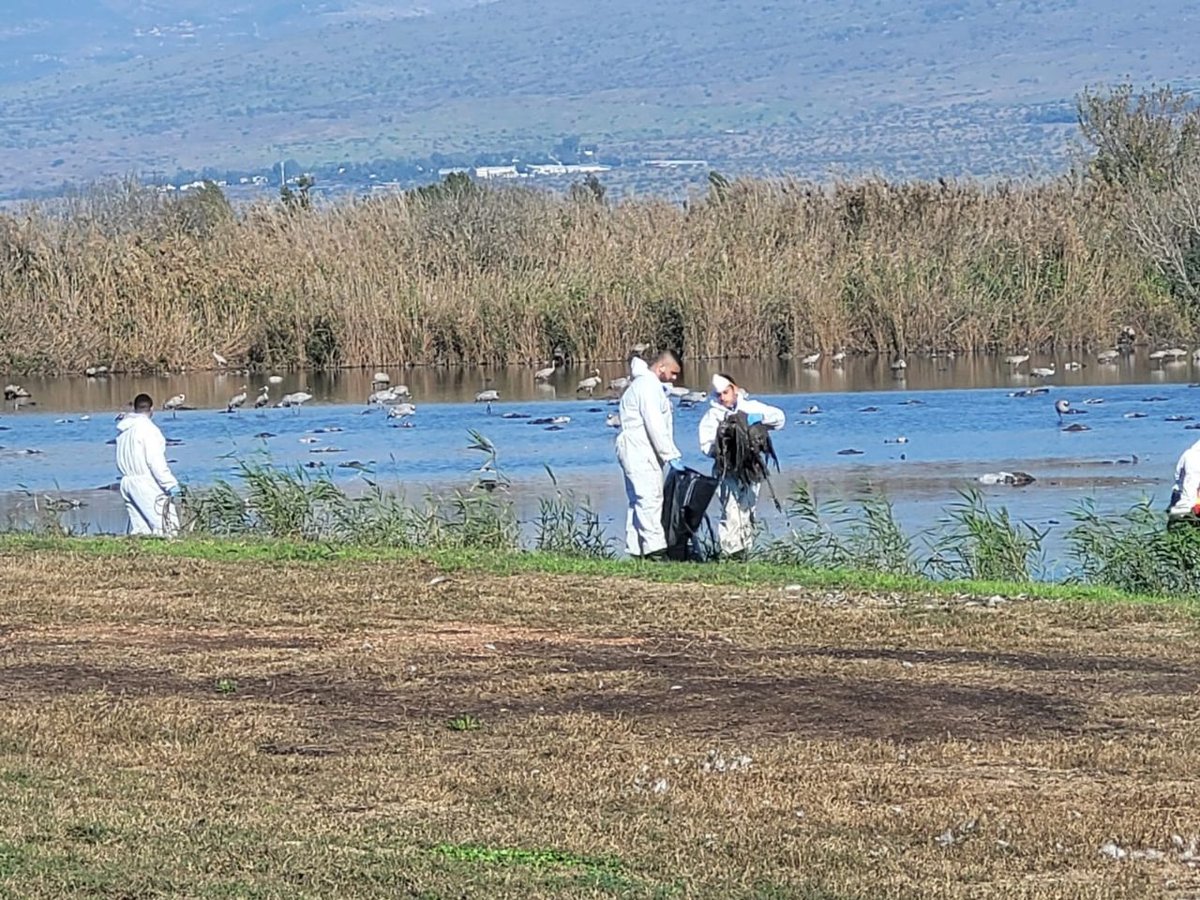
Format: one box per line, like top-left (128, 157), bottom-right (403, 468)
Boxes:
top-left (746, 413), bottom-right (764, 426)
top-left (166, 485), bottom-right (181, 498)
top-left (668, 458), bottom-right (685, 472)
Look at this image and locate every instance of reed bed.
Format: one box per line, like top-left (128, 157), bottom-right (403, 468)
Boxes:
top-left (17, 459), bottom-right (1184, 596)
top-left (0, 170), bottom-right (1187, 375)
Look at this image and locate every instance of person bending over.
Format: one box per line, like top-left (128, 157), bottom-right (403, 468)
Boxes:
top-left (615, 351), bottom-right (683, 558)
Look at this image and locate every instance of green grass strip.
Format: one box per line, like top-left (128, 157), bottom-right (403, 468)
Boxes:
top-left (0, 533), bottom-right (1194, 609)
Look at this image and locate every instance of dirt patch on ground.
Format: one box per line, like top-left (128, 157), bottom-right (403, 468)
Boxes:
top-left (2, 554), bottom-right (1200, 898)
top-left (0, 627), bottom-right (1173, 745)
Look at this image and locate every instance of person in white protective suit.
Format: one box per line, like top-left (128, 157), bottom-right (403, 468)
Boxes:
top-left (115, 393), bottom-right (181, 536)
top-left (1168, 437), bottom-right (1200, 524)
top-left (698, 373), bottom-right (785, 557)
top-left (615, 351), bottom-right (683, 558)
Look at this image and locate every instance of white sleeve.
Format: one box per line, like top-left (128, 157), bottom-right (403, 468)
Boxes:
top-left (698, 408), bottom-right (719, 456)
top-left (146, 427), bottom-right (179, 493)
top-left (1182, 455), bottom-right (1200, 509)
top-left (643, 386), bottom-right (681, 463)
top-left (742, 398), bottom-right (785, 430)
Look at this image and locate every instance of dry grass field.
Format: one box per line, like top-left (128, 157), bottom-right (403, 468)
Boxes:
top-left (1, 549), bottom-right (1199, 897)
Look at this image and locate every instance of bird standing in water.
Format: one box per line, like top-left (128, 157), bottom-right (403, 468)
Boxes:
top-left (227, 386), bottom-right (248, 413)
top-left (163, 393), bottom-right (185, 419)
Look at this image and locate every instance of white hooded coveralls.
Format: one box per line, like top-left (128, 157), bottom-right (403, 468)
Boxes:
top-left (115, 413), bottom-right (180, 536)
top-left (698, 391), bottom-right (785, 556)
top-left (1169, 438), bottom-right (1200, 519)
top-left (615, 358), bottom-right (682, 556)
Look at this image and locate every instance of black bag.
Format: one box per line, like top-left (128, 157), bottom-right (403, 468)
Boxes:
top-left (661, 466), bottom-right (719, 561)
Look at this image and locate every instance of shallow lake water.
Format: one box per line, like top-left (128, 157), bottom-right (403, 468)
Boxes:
top-left (0, 352), bottom-right (1195, 561)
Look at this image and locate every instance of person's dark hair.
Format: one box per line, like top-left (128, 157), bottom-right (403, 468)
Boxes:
top-left (652, 350), bottom-right (680, 368)
top-left (133, 393), bottom-right (153, 413)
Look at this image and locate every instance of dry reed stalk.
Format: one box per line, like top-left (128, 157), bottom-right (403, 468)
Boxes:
top-left (0, 175), bottom-right (1192, 374)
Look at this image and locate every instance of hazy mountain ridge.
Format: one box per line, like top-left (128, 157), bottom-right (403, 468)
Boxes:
top-left (0, 0), bottom-right (1197, 194)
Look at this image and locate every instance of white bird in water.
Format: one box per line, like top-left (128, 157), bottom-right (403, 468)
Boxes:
top-left (831, 351), bottom-right (846, 366)
top-left (1063, 361), bottom-right (1082, 371)
top-left (1030, 365), bottom-right (1056, 378)
top-left (1097, 349), bottom-right (1119, 364)
top-left (890, 357), bottom-right (907, 371)
top-left (371, 371), bottom-right (391, 388)
top-left (226, 386), bottom-right (248, 412)
top-left (608, 376), bottom-right (630, 393)
top-left (1055, 398), bottom-right (1070, 423)
top-left (475, 388), bottom-right (500, 414)
top-left (1005, 352), bottom-right (1030, 368)
top-left (801, 352), bottom-right (821, 367)
top-left (534, 361), bottom-right (557, 381)
top-left (278, 391), bottom-right (313, 412)
top-left (212, 350), bottom-right (228, 368)
top-left (267, 374), bottom-right (284, 385)
top-left (163, 393), bottom-right (186, 418)
top-left (386, 402), bottom-right (417, 419)
top-left (576, 369), bottom-right (603, 395)
top-left (369, 386), bottom-right (409, 405)
top-left (253, 386), bottom-right (270, 409)
top-left (679, 390), bottom-right (707, 405)
top-left (605, 412), bottom-right (620, 428)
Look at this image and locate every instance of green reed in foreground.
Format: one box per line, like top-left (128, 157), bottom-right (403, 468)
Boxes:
top-left (163, 464), bottom-right (1200, 595)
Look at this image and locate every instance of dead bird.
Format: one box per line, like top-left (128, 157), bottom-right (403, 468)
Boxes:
top-left (713, 411), bottom-right (783, 510)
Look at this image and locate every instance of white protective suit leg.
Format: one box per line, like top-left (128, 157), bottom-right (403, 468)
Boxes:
top-left (617, 435), bottom-right (667, 556)
top-left (120, 475), bottom-right (178, 536)
top-left (717, 477), bottom-right (760, 557)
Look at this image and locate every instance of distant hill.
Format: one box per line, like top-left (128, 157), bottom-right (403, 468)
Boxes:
top-left (1, 0), bottom-right (1198, 194)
